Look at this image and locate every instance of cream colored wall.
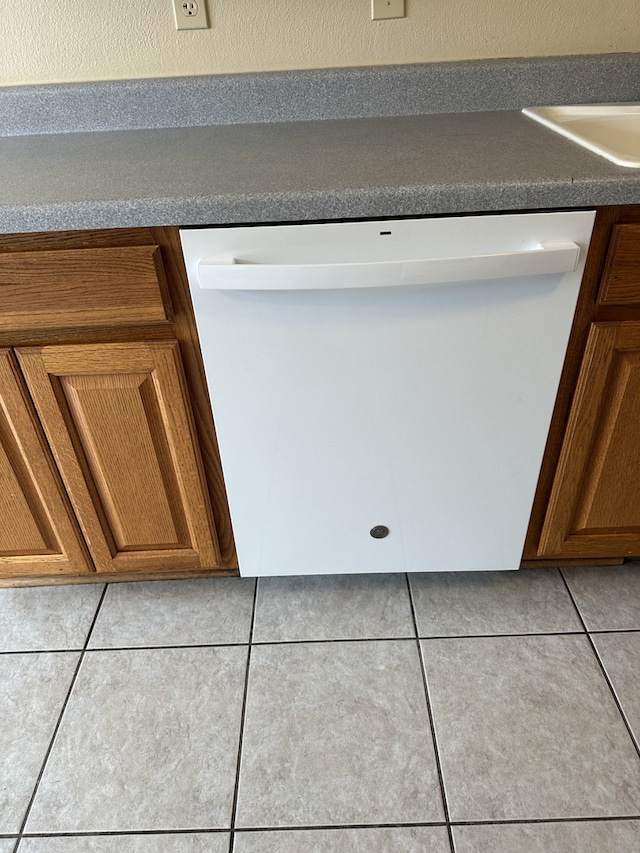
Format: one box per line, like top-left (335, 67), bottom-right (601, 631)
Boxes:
top-left (2, 0), bottom-right (638, 86)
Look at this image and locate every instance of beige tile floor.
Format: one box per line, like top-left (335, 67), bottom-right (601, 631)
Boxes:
top-left (2, 565), bottom-right (640, 852)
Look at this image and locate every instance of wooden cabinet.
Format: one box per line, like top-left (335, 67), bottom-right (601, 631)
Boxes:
top-left (0, 228), bottom-right (236, 585)
top-left (0, 349), bottom-right (91, 577)
top-left (17, 341), bottom-right (219, 575)
top-left (538, 321), bottom-right (640, 558)
top-left (525, 206), bottom-right (640, 564)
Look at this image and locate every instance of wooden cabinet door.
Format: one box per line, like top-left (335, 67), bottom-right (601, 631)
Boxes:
top-left (539, 321), bottom-right (640, 558)
top-left (0, 349), bottom-right (91, 577)
top-left (17, 341), bottom-right (220, 574)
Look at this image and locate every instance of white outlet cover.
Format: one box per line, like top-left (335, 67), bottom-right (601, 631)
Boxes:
top-left (371, 0), bottom-right (405, 20)
top-left (172, 0), bottom-right (209, 30)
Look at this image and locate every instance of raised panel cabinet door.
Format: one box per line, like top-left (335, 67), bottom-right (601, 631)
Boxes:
top-left (17, 341), bottom-right (220, 574)
top-left (539, 321), bottom-right (640, 558)
top-left (0, 349), bottom-right (92, 577)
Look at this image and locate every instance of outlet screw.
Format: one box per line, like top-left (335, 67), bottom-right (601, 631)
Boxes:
top-left (370, 525), bottom-right (389, 539)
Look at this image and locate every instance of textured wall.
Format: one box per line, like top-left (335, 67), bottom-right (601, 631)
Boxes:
top-left (2, 0), bottom-right (638, 86)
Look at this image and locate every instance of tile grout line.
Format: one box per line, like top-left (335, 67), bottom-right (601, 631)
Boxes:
top-left (12, 627), bottom-right (638, 658)
top-left (11, 812), bottom-right (640, 840)
top-left (12, 583), bottom-right (110, 853)
top-left (232, 821), bottom-right (451, 834)
top-left (589, 626), bottom-right (640, 635)
top-left (249, 629), bottom-right (588, 642)
top-left (558, 569), bottom-right (640, 762)
top-left (587, 633), bottom-right (640, 758)
top-left (18, 829), bottom-right (230, 839)
top-left (227, 578), bottom-right (259, 853)
top-left (232, 813), bottom-right (640, 831)
top-left (405, 574), bottom-right (456, 853)
top-left (556, 570), bottom-right (589, 638)
top-left (449, 814), bottom-right (640, 826)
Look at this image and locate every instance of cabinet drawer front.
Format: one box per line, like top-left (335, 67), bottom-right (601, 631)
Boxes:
top-left (0, 246), bottom-right (171, 332)
top-left (599, 224), bottom-right (640, 305)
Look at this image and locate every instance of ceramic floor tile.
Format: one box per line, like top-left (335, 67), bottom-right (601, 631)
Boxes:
top-left (593, 631), bottom-right (640, 742)
top-left (253, 574), bottom-right (414, 642)
top-left (409, 569), bottom-right (581, 637)
top-left (88, 577), bottom-right (255, 648)
top-left (236, 640), bottom-right (444, 827)
top-left (0, 585), bottom-right (104, 652)
top-left (422, 634), bottom-right (640, 821)
top-left (0, 653), bottom-right (79, 834)
top-left (453, 819), bottom-right (640, 852)
top-left (18, 834), bottom-right (229, 852)
top-left (233, 826), bottom-right (451, 852)
top-left (26, 646), bottom-right (247, 833)
top-left (0, 841), bottom-right (16, 853)
top-left (562, 563), bottom-right (640, 630)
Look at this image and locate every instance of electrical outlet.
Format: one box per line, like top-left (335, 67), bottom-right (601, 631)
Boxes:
top-left (172, 0), bottom-right (209, 30)
top-left (371, 0), bottom-right (405, 20)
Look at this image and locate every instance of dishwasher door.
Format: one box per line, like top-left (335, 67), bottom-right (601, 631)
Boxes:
top-left (181, 211), bottom-right (595, 576)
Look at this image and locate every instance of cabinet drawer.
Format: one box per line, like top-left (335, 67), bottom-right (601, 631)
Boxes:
top-left (0, 245), bottom-right (171, 332)
top-left (598, 224), bottom-right (640, 305)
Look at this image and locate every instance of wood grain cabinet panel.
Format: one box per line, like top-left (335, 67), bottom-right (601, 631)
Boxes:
top-left (539, 321), bottom-right (640, 558)
top-left (598, 224), bottom-right (640, 305)
top-left (0, 349), bottom-right (91, 577)
top-left (0, 245), bottom-right (170, 333)
top-left (17, 341), bottom-right (220, 574)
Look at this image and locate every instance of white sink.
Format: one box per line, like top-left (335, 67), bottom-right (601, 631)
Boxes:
top-left (522, 104), bottom-right (640, 168)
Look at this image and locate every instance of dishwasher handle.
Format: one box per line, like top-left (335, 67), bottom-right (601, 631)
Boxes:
top-left (197, 242), bottom-right (580, 291)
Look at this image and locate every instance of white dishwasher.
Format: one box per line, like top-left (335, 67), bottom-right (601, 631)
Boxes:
top-left (181, 211), bottom-right (595, 577)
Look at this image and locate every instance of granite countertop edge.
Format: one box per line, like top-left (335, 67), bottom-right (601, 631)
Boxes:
top-left (4, 174), bottom-right (640, 236)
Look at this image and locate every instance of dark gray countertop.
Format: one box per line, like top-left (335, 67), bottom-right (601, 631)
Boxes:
top-left (2, 56), bottom-right (639, 234)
